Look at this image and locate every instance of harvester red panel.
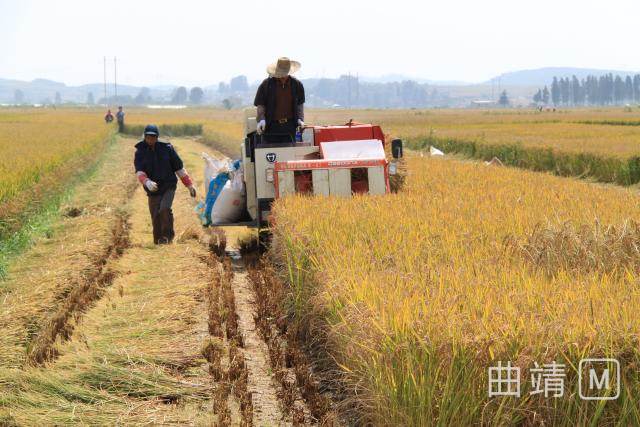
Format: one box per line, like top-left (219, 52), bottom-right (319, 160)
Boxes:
top-left (310, 123), bottom-right (386, 146)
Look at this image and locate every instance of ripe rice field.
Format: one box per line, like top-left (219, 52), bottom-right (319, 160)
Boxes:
top-left (0, 109), bottom-right (112, 208)
top-left (270, 154), bottom-right (640, 425)
top-left (110, 106), bottom-right (640, 161)
top-left (309, 108), bottom-right (640, 185)
top-left (0, 109), bottom-right (115, 276)
top-left (308, 108), bottom-right (640, 157)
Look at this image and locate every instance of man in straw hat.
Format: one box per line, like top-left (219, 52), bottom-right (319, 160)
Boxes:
top-left (254, 57), bottom-right (305, 143)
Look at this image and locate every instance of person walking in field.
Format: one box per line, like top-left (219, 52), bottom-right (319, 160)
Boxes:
top-left (116, 106), bottom-right (125, 132)
top-left (254, 57), bottom-right (305, 143)
top-left (134, 124), bottom-right (197, 244)
top-left (104, 109), bottom-right (114, 123)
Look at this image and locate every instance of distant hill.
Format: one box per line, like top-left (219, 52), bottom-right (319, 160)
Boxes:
top-left (486, 67), bottom-right (640, 87)
top-left (0, 78), bottom-right (176, 104)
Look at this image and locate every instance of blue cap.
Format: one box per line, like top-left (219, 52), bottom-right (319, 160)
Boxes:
top-left (144, 124), bottom-right (159, 136)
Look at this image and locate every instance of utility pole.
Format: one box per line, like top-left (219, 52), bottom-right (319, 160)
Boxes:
top-left (114, 56), bottom-right (118, 104)
top-left (103, 56), bottom-right (107, 107)
top-left (347, 71), bottom-right (351, 109)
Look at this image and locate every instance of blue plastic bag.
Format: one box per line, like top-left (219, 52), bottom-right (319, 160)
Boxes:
top-left (201, 172), bottom-right (230, 226)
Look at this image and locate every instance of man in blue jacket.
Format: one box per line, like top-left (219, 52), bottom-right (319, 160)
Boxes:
top-left (116, 106), bottom-right (125, 133)
top-left (134, 124), bottom-right (196, 244)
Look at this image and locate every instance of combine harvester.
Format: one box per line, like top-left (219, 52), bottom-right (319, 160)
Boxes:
top-left (200, 114), bottom-right (403, 241)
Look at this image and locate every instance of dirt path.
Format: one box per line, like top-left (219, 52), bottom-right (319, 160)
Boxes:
top-left (0, 135), bottom-right (304, 425)
top-left (226, 250), bottom-right (290, 426)
top-left (181, 138), bottom-right (292, 426)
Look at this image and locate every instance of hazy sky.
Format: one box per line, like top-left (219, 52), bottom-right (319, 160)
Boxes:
top-left (1, 0), bottom-right (639, 87)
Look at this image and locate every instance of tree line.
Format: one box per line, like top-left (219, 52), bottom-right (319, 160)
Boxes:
top-left (8, 75), bottom-right (462, 107)
top-left (96, 86), bottom-right (205, 105)
top-left (12, 86), bottom-right (206, 106)
top-left (219, 75), bottom-right (447, 108)
top-left (214, 75), bottom-right (449, 108)
top-left (533, 74), bottom-right (640, 106)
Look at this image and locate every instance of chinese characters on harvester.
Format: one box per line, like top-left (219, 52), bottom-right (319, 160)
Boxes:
top-left (488, 359), bottom-right (620, 401)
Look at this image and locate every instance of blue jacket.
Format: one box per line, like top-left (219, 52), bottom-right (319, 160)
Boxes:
top-left (134, 140), bottom-right (184, 196)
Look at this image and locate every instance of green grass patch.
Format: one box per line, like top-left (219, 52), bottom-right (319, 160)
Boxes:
top-left (575, 120), bottom-right (640, 126)
top-left (121, 123), bottom-right (203, 138)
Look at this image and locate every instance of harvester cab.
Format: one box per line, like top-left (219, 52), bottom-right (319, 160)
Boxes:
top-left (240, 114), bottom-right (402, 228)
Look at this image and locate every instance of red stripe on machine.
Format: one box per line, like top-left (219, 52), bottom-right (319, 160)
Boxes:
top-left (274, 158), bottom-right (387, 171)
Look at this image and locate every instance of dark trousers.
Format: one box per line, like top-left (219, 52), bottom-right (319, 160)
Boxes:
top-left (265, 120), bottom-right (296, 143)
top-left (117, 121), bottom-right (124, 133)
top-left (148, 189), bottom-right (175, 244)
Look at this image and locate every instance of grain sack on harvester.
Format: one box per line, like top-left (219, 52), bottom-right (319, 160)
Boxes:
top-left (197, 112), bottom-right (403, 235)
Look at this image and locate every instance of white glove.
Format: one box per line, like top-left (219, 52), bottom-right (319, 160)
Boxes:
top-left (257, 119), bottom-right (266, 135)
top-left (144, 179), bottom-right (158, 192)
top-left (188, 185), bottom-right (197, 198)
top-left (298, 119), bottom-right (304, 128)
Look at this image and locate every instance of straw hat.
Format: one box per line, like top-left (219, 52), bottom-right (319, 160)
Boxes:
top-left (266, 57), bottom-right (301, 78)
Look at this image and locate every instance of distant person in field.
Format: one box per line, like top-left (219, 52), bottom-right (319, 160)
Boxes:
top-left (134, 124), bottom-right (197, 244)
top-left (254, 56), bottom-right (305, 143)
top-left (104, 109), bottom-right (114, 123)
top-left (116, 106), bottom-right (125, 132)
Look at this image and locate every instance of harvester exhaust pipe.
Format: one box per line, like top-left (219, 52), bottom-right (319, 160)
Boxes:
top-left (392, 139), bottom-right (403, 159)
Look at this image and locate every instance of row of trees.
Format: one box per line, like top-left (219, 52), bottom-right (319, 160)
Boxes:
top-left (121, 86), bottom-right (205, 104)
top-left (214, 74), bottom-right (451, 108)
top-left (533, 74), bottom-right (640, 106)
top-left (308, 75), bottom-right (450, 108)
top-left (13, 87), bottom-right (206, 106)
top-left (168, 86), bottom-right (205, 104)
top-left (13, 89), bottom-right (63, 105)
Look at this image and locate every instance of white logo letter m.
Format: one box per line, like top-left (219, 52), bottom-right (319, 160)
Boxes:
top-left (590, 369), bottom-right (610, 390)
top-left (579, 358), bottom-right (620, 400)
